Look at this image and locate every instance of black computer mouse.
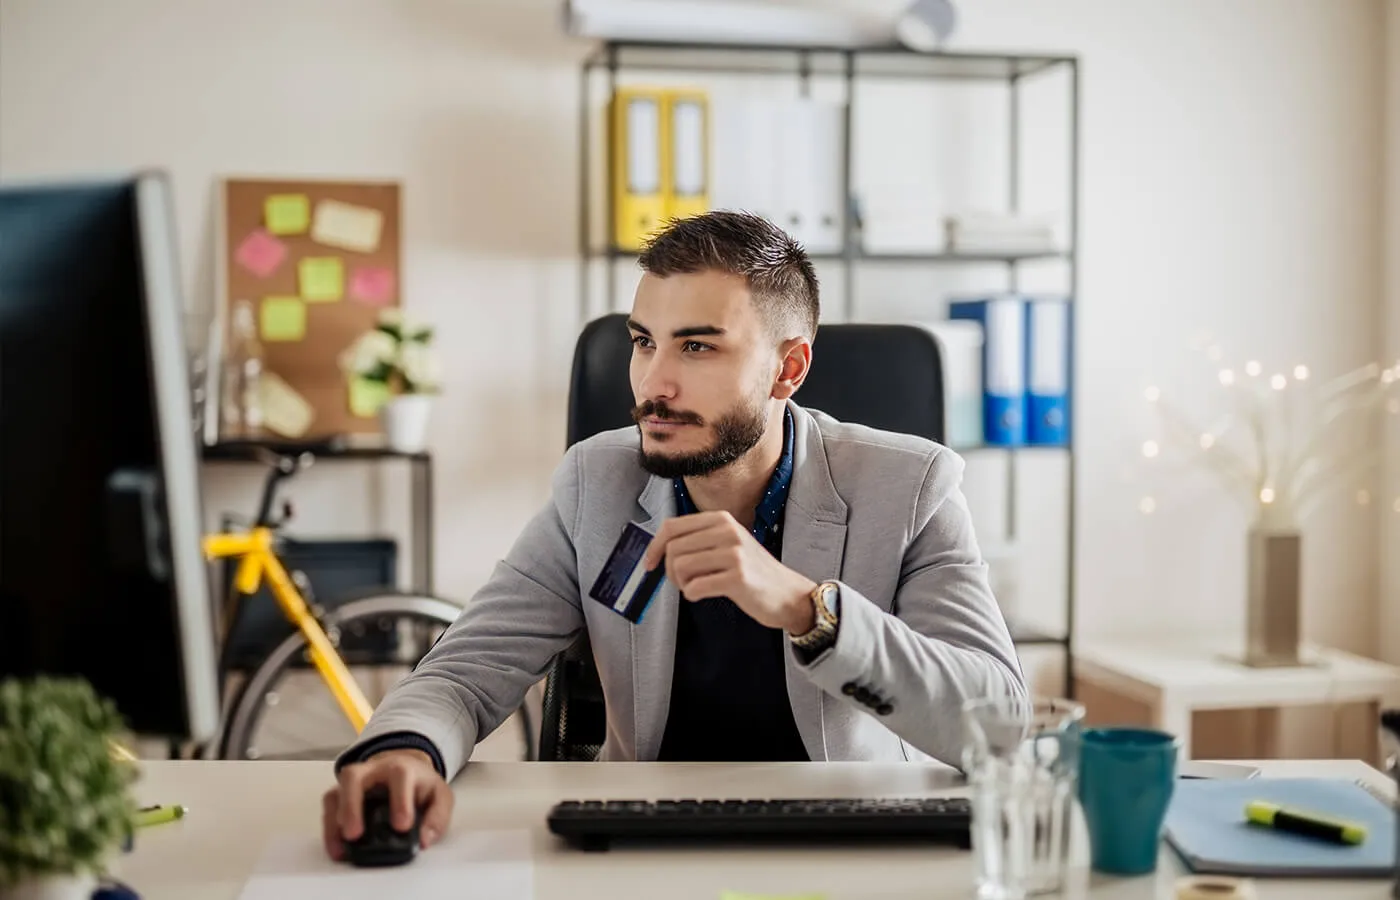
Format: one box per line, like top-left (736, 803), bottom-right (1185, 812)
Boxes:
top-left (344, 784), bottom-right (422, 867)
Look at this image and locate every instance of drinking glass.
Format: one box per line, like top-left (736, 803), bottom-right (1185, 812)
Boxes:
top-left (962, 695), bottom-right (1085, 900)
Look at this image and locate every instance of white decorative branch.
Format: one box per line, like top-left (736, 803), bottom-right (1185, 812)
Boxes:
top-left (1294, 446), bottom-right (1384, 514)
top-left (1141, 354), bottom-right (1400, 528)
top-left (1283, 369), bottom-right (1393, 487)
top-left (1149, 395), bottom-right (1256, 495)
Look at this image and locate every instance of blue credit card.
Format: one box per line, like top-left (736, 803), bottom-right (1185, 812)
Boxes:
top-left (588, 522), bottom-right (665, 623)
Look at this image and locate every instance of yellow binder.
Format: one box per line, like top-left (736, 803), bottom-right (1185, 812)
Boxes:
top-left (663, 88), bottom-right (710, 223)
top-left (610, 87), bottom-right (666, 251)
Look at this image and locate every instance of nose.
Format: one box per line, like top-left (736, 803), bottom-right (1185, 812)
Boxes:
top-left (635, 347), bottom-right (679, 403)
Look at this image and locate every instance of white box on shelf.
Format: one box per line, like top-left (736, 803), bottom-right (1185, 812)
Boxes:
top-left (911, 318), bottom-right (984, 451)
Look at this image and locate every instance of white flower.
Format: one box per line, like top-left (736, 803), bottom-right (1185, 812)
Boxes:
top-left (340, 330), bottom-right (397, 376)
top-left (400, 342), bottom-right (441, 392)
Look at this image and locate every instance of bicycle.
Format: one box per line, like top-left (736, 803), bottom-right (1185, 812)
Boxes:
top-left (199, 446), bottom-right (530, 761)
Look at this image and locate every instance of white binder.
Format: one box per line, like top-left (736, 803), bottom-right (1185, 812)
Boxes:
top-left (776, 99), bottom-right (845, 254)
top-left (710, 96), bottom-right (780, 223)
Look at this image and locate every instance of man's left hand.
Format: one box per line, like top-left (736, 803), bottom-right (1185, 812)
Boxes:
top-left (642, 511), bottom-right (818, 634)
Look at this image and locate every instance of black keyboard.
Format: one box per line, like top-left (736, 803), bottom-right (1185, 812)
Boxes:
top-left (546, 796), bottom-right (973, 852)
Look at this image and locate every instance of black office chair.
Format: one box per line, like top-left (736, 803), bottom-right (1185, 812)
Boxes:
top-left (537, 313), bottom-right (946, 761)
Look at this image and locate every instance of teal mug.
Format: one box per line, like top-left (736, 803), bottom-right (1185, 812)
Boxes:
top-left (1077, 727), bottom-right (1182, 875)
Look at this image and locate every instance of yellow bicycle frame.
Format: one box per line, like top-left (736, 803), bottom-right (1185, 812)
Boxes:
top-left (204, 528), bottom-right (373, 732)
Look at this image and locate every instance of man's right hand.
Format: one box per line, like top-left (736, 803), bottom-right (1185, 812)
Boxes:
top-left (322, 748), bottom-right (454, 861)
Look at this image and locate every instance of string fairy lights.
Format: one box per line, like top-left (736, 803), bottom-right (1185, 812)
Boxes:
top-left (1137, 342), bottom-right (1400, 527)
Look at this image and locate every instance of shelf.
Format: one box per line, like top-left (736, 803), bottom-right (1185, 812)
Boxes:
top-left (578, 36), bottom-right (1081, 700)
top-left (857, 250), bottom-right (1071, 264)
top-left (588, 247), bottom-right (1072, 265)
top-left (1008, 622), bottom-right (1070, 646)
top-left (583, 40), bottom-right (1075, 82)
top-left (202, 439), bottom-right (430, 463)
top-left (953, 444), bottom-right (1073, 454)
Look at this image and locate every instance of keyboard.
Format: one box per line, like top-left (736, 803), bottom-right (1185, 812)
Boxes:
top-left (546, 796), bottom-right (973, 852)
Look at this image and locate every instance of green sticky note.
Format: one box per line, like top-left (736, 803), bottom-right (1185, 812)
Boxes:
top-left (259, 297), bottom-right (306, 341)
top-left (720, 894), bottom-right (825, 900)
top-left (299, 256), bottom-right (344, 302)
top-left (264, 193), bottom-right (310, 235)
top-left (349, 377), bottom-right (390, 417)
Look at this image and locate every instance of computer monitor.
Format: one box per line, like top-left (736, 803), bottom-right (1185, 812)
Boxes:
top-left (0, 171), bottom-right (221, 743)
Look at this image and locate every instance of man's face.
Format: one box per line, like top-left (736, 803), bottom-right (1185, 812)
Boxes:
top-left (627, 270), bottom-right (779, 478)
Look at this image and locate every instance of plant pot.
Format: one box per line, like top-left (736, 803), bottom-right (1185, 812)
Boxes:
top-left (6, 872), bottom-right (99, 900)
top-left (379, 394), bottom-right (433, 453)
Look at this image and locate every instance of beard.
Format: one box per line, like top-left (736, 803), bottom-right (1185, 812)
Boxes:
top-left (631, 396), bottom-right (768, 478)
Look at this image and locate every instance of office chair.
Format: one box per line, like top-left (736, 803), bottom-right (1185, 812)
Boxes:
top-left (537, 312), bottom-right (946, 761)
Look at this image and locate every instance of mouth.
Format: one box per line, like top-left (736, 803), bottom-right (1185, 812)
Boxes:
top-left (641, 418), bottom-right (697, 431)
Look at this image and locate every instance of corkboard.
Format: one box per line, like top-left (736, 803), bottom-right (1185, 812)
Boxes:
top-left (218, 178), bottom-right (401, 438)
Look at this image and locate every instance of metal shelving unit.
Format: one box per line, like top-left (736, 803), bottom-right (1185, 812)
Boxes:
top-left (578, 39), bottom-right (1079, 697)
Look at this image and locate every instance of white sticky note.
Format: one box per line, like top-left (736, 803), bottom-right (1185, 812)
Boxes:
top-left (257, 371), bottom-right (314, 438)
top-left (310, 199), bottom-right (384, 253)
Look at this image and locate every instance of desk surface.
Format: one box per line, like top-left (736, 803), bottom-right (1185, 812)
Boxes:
top-left (114, 758), bottom-right (1396, 900)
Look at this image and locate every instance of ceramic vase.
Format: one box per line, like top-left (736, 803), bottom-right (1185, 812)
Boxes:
top-left (379, 394), bottom-right (433, 453)
top-left (1243, 522), bottom-right (1303, 668)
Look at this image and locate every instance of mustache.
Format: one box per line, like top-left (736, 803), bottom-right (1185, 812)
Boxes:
top-left (631, 400), bottom-right (703, 426)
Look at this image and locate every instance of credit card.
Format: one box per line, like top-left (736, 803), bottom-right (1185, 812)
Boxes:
top-left (588, 522), bottom-right (664, 623)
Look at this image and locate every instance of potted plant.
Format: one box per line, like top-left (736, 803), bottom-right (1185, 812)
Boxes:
top-left (0, 676), bottom-right (138, 900)
top-left (341, 307), bottom-right (443, 453)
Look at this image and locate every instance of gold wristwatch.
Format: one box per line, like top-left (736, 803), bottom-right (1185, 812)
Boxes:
top-left (789, 581), bottom-right (840, 652)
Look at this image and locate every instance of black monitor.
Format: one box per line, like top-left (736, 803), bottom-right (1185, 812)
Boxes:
top-left (0, 172), bottom-right (221, 743)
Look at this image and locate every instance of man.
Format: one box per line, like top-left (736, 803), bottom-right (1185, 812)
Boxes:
top-left (322, 211), bottom-right (1026, 859)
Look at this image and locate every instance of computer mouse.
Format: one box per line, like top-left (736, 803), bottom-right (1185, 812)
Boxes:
top-left (344, 784), bottom-right (421, 867)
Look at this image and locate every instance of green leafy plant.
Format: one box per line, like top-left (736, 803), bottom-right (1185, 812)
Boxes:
top-left (0, 676), bottom-right (138, 887)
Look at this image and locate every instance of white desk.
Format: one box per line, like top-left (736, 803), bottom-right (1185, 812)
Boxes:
top-left (1074, 640), bottom-right (1400, 761)
top-left (110, 758), bottom-right (1396, 900)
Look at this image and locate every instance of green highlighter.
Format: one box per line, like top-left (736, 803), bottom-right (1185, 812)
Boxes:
top-left (1245, 800), bottom-right (1367, 845)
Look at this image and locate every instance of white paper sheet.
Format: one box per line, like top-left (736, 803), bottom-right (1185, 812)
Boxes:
top-left (235, 828), bottom-right (534, 900)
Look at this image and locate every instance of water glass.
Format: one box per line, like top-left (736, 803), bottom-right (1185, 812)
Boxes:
top-left (962, 695), bottom-right (1085, 900)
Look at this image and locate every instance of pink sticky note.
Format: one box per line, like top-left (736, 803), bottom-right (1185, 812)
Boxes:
top-left (349, 266), bottom-right (396, 306)
top-left (235, 229), bottom-right (287, 278)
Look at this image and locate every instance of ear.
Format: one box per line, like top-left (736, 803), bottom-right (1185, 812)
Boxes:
top-left (770, 337), bottom-right (812, 401)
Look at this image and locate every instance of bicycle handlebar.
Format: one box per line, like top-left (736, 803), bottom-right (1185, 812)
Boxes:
top-left (210, 435), bottom-right (349, 529)
top-left (253, 451), bottom-right (313, 528)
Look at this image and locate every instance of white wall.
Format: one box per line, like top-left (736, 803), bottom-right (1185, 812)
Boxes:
top-left (0, 0), bottom-right (587, 602)
top-left (0, 1), bottom-right (1388, 671)
top-left (1384, 0), bottom-right (1400, 666)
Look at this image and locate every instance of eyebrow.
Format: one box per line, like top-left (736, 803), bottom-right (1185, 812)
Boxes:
top-left (626, 318), bottom-right (727, 339)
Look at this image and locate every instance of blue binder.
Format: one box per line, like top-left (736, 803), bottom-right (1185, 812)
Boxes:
top-left (948, 296), bottom-right (1026, 446)
top-left (1025, 296), bottom-right (1072, 446)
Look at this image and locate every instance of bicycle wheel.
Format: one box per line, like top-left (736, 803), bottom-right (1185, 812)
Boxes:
top-left (218, 592), bottom-right (465, 761)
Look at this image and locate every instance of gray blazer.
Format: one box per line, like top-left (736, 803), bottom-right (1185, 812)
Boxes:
top-left (344, 401), bottom-right (1027, 779)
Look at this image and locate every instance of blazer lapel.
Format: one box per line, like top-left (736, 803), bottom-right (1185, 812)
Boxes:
top-left (780, 403), bottom-right (848, 761)
top-left (631, 472), bottom-right (679, 761)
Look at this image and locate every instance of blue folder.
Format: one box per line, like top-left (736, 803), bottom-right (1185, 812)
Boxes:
top-left (1164, 777), bottom-right (1396, 877)
top-left (1024, 296), bottom-right (1071, 446)
top-left (948, 296), bottom-right (1026, 446)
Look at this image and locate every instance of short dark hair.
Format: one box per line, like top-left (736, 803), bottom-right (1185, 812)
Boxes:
top-left (637, 210), bottom-right (819, 341)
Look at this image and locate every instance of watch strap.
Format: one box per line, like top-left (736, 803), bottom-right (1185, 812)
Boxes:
top-left (790, 581), bottom-right (839, 652)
